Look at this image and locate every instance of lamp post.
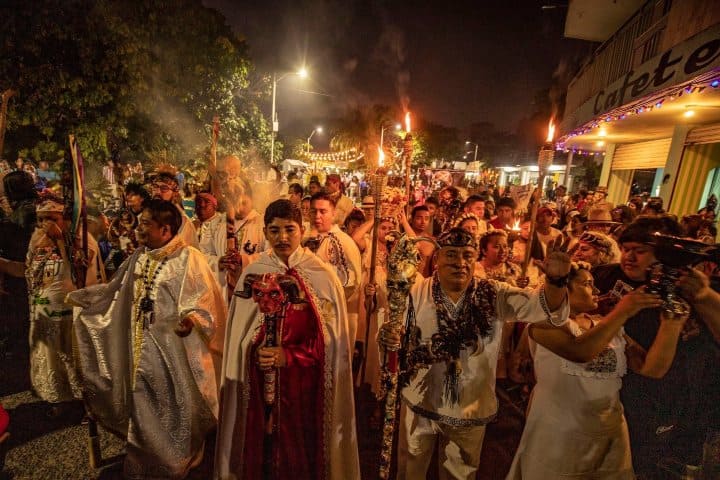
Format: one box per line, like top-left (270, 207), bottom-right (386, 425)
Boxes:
top-left (270, 68), bottom-right (308, 165)
top-left (308, 126), bottom-right (323, 170)
top-left (465, 141), bottom-right (479, 163)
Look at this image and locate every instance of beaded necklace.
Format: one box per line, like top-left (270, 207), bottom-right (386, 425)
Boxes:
top-left (134, 256), bottom-right (169, 330)
top-left (404, 273), bottom-right (497, 405)
top-left (130, 255), bottom-right (168, 388)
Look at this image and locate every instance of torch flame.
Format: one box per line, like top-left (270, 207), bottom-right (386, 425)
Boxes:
top-left (546, 119), bottom-right (555, 143)
top-left (508, 219), bottom-right (521, 231)
top-left (378, 145), bottom-right (385, 167)
top-left (405, 112), bottom-right (411, 133)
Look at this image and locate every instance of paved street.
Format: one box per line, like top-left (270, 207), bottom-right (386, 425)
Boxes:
top-left (1, 348), bottom-right (525, 480)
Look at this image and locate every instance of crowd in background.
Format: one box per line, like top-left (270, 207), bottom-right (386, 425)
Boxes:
top-left (0, 154), bottom-right (719, 479)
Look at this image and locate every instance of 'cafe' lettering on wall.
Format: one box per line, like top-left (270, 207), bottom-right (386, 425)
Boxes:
top-left (571, 24), bottom-right (720, 130)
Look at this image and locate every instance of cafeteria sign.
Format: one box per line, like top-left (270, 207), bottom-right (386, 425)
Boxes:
top-left (573, 23), bottom-right (720, 129)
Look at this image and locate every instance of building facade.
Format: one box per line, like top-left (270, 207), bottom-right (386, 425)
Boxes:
top-left (559, 0), bottom-right (720, 216)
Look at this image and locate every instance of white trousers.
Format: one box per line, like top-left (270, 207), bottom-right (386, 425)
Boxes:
top-left (397, 404), bottom-right (487, 480)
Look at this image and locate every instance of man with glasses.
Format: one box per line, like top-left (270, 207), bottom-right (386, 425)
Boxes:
top-left (150, 171), bottom-right (198, 248)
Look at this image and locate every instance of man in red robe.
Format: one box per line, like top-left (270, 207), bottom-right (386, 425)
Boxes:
top-left (215, 199), bottom-right (360, 480)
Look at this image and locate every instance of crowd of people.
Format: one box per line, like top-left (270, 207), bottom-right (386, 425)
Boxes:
top-left (0, 153), bottom-right (719, 479)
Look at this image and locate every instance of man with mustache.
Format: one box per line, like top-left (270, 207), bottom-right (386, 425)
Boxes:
top-left (379, 227), bottom-right (571, 480)
top-left (592, 216), bottom-right (720, 476)
top-left (215, 199), bottom-right (360, 480)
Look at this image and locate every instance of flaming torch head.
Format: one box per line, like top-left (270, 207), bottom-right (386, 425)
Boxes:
top-left (546, 120), bottom-right (555, 144)
top-left (405, 112), bottom-right (411, 133)
top-left (539, 118), bottom-right (555, 174)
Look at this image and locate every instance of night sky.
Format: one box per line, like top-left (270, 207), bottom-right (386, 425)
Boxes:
top-left (204, 0), bottom-right (591, 140)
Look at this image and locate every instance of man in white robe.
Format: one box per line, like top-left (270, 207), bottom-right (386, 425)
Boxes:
top-left (215, 199), bottom-right (360, 480)
top-left (308, 191), bottom-right (362, 340)
top-left (69, 199), bottom-right (226, 479)
top-left (380, 228), bottom-right (570, 480)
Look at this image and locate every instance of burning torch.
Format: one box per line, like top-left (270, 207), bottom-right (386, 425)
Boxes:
top-left (402, 112), bottom-right (413, 215)
top-left (362, 146), bottom-right (389, 382)
top-left (521, 120), bottom-right (555, 277)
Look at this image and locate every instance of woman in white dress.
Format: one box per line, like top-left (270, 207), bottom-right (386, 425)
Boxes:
top-left (507, 262), bottom-right (688, 479)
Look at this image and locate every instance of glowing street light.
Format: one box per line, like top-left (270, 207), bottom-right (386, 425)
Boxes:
top-left (307, 126), bottom-right (323, 154)
top-left (465, 140), bottom-right (479, 162)
top-left (271, 67), bottom-right (308, 165)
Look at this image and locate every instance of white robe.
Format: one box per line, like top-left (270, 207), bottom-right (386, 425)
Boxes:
top-left (69, 236), bottom-right (226, 479)
top-left (215, 246), bottom-right (360, 480)
top-left (196, 212), bottom-right (228, 300)
top-left (315, 224), bottom-right (362, 341)
top-left (234, 209), bottom-right (267, 268)
top-left (26, 232), bottom-right (103, 403)
top-left (178, 205), bottom-right (199, 249)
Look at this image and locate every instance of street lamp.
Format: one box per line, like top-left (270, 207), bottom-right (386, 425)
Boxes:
top-left (271, 68), bottom-right (308, 165)
top-left (465, 141), bottom-right (479, 162)
top-left (307, 126), bottom-right (323, 154)
top-left (308, 126), bottom-right (323, 171)
top-left (379, 122), bottom-right (403, 149)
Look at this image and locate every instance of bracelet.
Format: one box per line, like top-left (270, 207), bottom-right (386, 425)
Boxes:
top-left (546, 274), bottom-right (569, 288)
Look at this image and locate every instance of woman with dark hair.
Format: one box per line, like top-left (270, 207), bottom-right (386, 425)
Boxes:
top-left (507, 262), bottom-right (688, 479)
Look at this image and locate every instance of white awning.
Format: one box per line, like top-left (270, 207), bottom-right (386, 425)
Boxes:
top-left (281, 159), bottom-right (308, 169)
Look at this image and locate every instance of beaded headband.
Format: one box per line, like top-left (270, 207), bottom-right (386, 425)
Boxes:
top-left (437, 227), bottom-right (478, 249)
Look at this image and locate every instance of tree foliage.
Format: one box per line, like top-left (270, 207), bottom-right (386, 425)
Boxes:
top-left (0, 0), bottom-right (273, 170)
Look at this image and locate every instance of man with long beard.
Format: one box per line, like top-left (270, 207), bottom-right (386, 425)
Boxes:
top-left (215, 199), bottom-right (360, 480)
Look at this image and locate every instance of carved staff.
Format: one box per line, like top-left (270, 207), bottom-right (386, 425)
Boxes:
top-left (235, 273), bottom-right (305, 480)
top-left (521, 120), bottom-right (555, 277)
top-left (378, 234), bottom-right (422, 479)
top-left (361, 150), bottom-right (389, 384)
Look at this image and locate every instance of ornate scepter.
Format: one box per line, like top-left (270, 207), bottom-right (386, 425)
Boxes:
top-left (378, 234), bottom-right (422, 479)
top-left (361, 147), bottom-right (389, 384)
top-left (235, 273), bottom-right (306, 478)
top-left (521, 120), bottom-right (555, 277)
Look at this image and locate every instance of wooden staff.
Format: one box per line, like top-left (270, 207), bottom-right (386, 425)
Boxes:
top-left (521, 123), bottom-right (555, 277)
top-left (360, 171), bottom-right (388, 384)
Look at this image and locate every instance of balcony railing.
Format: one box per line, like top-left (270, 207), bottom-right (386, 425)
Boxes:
top-left (565, 0), bottom-right (673, 118)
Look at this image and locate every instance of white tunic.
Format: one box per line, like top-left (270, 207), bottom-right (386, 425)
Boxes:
top-left (401, 277), bottom-right (569, 425)
top-left (506, 318), bottom-right (634, 479)
top-left (315, 224), bottom-right (362, 340)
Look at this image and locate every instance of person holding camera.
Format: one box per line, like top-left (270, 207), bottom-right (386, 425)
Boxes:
top-left (592, 216), bottom-right (720, 476)
top-left (507, 261), bottom-right (688, 479)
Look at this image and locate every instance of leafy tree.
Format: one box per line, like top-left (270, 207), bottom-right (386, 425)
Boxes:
top-left (0, 0), bottom-right (273, 172)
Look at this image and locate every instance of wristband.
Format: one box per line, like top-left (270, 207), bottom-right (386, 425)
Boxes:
top-left (546, 274), bottom-right (569, 288)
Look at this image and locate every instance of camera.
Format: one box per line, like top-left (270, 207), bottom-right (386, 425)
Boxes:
top-left (645, 232), bottom-right (720, 316)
